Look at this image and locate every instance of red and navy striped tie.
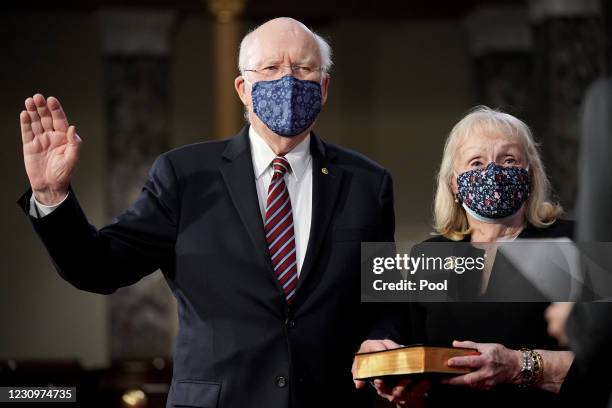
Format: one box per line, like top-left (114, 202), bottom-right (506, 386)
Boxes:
top-left (265, 156), bottom-right (298, 304)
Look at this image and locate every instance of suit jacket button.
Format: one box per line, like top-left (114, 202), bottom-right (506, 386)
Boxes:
top-left (276, 376), bottom-right (288, 388)
top-left (286, 319), bottom-right (296, 329)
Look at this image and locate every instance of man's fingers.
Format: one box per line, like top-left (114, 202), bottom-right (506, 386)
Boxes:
top-left (65, 126), bottom-right (81, 165)
top-left (20, 110), bottom-right (34, 144)
top-left (47, 96), bottom-right (69, 132)
top-left (68, 125), bottom-right (80, 142)
top-left (33, 93), bottom-right (54, 132)
top-left (25, 97), bottom-right (44, 135)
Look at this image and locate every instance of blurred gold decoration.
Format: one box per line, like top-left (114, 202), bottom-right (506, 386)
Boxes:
top-left (207, 0), bottom-right (245, 24)
top-left (121, 389), bottom-right (147, 408)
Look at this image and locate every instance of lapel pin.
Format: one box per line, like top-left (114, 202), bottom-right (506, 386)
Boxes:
top-left (321, 167), bottom-right (329, 175)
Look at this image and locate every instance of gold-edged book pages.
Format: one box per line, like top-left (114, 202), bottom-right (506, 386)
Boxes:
top-left (353, 345), bottom-right (480, 380)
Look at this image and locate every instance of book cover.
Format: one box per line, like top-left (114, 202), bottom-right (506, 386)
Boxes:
top-left (354, 345), bottom-right (480, 380)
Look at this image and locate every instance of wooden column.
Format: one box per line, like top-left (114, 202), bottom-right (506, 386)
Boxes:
top-left (207, 0), bottom-right (246, 138)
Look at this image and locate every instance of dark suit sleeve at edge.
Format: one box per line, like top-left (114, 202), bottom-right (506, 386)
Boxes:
top-left (16, 154), bottom-right (178, 295)
top-left (377, 169), bottom-right (395, 242)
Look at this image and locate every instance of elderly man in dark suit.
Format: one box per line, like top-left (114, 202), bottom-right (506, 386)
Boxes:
top-left (17, 17), bottom-right (394, 408)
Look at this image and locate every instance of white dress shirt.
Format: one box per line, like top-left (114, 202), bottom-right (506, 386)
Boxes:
top-left (29, 192), bottom-right (68, 218)
top-left (249, 127), bottom-right (313, 276)
top-left (30, 127), bottom-right (314, 275)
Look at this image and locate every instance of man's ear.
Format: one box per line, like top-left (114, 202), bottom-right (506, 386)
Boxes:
top-left (235, 75), bottom-right (250, 107)
top-left (320, 74), bottom-right (330, 105)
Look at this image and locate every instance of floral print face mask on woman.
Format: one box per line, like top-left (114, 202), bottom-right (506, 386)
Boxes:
top-left (250, 74), bottom-right (322, 137)
top-left (457, 162), bottom-right (530, 222)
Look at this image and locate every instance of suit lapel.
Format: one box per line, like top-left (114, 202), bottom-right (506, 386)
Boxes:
top-left (219, 127), bottom-right (278, 282)
top-left (294, 133), bottom-right (345, 300)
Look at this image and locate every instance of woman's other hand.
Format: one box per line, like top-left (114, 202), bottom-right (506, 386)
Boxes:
top-left (443, 340), bottom-right (522, 390)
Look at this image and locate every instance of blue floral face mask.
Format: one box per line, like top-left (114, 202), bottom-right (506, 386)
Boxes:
top-left (456, 162), bottom-right (530, 221)
top-left (250, 74), bottom-right (322, 137)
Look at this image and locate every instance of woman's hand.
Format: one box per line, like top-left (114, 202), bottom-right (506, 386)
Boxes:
top-left (352, 340), bottom-right (431, 406)
top-left (444, 340), bottom-right (574, 394)
top-left (442, 340), bottom-right (522, 390)
top-left (372, 377), bottom-right (431, 407)
top-left (352, 339), bottom-right (403, 389)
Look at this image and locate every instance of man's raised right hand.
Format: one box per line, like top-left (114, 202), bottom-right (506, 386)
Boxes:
top-left (20, 94), bottom-right (81, 205)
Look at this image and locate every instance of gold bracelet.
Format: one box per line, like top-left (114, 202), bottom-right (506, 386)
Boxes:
top-left (530, 349), bottom-right (544, 385)
top-left (518, 348), bottom-right (543, 387)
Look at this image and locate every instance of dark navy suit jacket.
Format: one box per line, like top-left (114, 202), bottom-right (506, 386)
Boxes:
top-left (18, 126), bottom-right (395, 408)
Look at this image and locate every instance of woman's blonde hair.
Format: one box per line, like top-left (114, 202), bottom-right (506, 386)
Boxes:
top-left (434, 106), bottom-right (563, 241)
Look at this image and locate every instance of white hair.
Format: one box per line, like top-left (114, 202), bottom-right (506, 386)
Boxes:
top-left (237, 22), bottom-right (333, 75)
top-left (434, 105), bottom-right (563, 241)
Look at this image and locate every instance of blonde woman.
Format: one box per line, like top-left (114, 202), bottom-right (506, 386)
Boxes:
top-left (354, 107), bottom-right (577, 407)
